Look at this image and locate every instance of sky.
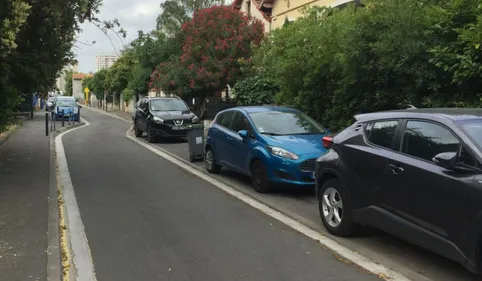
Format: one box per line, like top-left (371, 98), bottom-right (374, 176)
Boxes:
top-left (74, 0), bottom-right (162, 73)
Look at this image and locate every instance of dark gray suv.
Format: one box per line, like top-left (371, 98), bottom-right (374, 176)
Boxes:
top-left (316, 108), bottom-right (482, 274)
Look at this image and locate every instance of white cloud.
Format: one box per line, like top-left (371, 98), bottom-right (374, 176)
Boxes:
top-left (74, 0), bottom-right (162, 73)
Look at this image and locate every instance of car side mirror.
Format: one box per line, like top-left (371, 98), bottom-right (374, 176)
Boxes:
top-left (238, 130), bottom-right (248, 139)
top-left (432, 152), bottom-right (457, 169)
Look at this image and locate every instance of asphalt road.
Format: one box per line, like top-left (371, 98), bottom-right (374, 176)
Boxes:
top-left (61, 108), bottom-right (379, 281)
top-left (138, 111), bottom-right (482, 281)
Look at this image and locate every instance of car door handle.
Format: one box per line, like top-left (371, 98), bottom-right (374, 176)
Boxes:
top-left (389, 164), bottom-right (404, 174)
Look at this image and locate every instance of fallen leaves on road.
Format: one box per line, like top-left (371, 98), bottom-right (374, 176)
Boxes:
top-left (0, 124), bottom-right (18, 139)
top-left (57, 168), bottom-right (71, 280)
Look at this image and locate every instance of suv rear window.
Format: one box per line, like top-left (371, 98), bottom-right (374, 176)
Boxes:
top-left (365, 120), bottom-right (399, 149)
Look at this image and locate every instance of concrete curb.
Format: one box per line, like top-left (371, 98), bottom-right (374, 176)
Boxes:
top-left (47, 122), bottom-right (86, 281)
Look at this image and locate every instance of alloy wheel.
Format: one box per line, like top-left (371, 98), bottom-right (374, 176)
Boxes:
top-left (205, 150), bottom-right (214, 170)
top-left (321, 187), bottom-right (344, 228)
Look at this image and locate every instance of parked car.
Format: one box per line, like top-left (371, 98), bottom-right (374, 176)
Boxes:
top-left (132, 99), bottom-right (142, 121)
top-left (205, 106), bottom-right (330, 193)
top-left (53, 97), bottom-right (81, 121)
top-left (45, 96), bottom-right (56, 111)
top-left (315, 108), bottom-right (482, 274)
top-left (133, 97), bottom-right (199, 142)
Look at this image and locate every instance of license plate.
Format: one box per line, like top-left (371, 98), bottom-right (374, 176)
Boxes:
top-left (172, 126), bottom-right (185, 130)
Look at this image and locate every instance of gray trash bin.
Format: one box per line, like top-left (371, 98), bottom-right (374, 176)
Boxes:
top-left (187, 123), bottom-right (205, 162)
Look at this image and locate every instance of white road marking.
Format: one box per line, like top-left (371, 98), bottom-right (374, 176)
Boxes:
top-left (56, 118), bottom-right (97, 281)
top-left (125, 128), bottom-right (412, 281)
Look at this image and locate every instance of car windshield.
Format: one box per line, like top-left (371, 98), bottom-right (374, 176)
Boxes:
top-left (150, 99), bottom-right (188, 111)
top-left (249, 111), bottom-right (325, 135)
top-left (459, 120), bottom-right (482, 149)
top-left (56, 99), bottom-right (76, 107)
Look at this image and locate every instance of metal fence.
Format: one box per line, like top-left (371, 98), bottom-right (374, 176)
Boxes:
top-left (201, 97), bottom-right (237, 120)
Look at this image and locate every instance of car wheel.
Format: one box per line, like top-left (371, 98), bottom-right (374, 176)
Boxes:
top-left (250, 160), bottom-right (271, 193)
top-left (205, 148), bottom-right (221, 173)
top-left (318, 179), bottom-right (357, 237)
top-left (134, 120), bottom-right (143, 137)
top-left (147, 124), bottom-right (156, 143)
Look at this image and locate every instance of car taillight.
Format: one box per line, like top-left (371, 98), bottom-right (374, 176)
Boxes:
top-left (322, 136), bottom-right (333, 149)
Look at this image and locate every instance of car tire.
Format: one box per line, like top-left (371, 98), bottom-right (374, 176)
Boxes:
top-left (250, 160), bottom-right (271, 193)
top-left (205, 148), bottom-right (221, 173)
top-left (134, 120), bottom-right (143, 137)
top-left (146, 124), bottom-right (156, 143)
top-left (318, 179), bottom-right (357, 237)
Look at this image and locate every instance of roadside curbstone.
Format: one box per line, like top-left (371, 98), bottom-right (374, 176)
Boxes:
top-left (47, 121), bottom-right (85, 281)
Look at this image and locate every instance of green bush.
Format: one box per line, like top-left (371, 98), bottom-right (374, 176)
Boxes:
top-left (232, 76), bottom-right (278, 106)
top-left (249, 0), bottom-right (482, 130)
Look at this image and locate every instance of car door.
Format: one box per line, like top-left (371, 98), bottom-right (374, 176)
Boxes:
top-left (136, 100), bottom-right (148, 131)
top-left (211, 111), bottom-right (235, 166)
top-left (385, 120), bottom-right (475, 257)
top-left (224, 111), bottom-right (257, 174)
top-left (341, 120), bottom-right (401, 206)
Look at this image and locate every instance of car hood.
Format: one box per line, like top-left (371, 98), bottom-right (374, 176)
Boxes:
top-left (263, 133), bottom-right (329, 155)
top-left (152, 111), bottom-right (194, 120)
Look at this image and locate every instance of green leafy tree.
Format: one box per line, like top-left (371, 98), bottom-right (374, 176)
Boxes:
top-left (0, 0), bottom-right (127, 130)
top-left (105, 52), bottom-right (135, 96)
top-left (233, 76), bottom-right (278, 106)
top-left (64, 69), bottom-right (74, 96)
top-left (250, 0), bottom-right (482, 130)
top-left (152, 6), bottom-right (265, 101)
top-left (90, 69), bottom-right (108, 99)
top-left (156, 0), bottom-right (225, 36)
top-left (0, 0), bottom-right (31, 56)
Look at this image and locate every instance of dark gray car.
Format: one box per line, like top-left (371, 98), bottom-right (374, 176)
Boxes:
top-left (316, 108), bottom-right (482, 274)
top-left (133, 97), bottom-right (199, 143)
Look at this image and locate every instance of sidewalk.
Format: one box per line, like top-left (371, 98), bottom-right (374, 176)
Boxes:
top-left (0, 111), bottom-right (74, 281)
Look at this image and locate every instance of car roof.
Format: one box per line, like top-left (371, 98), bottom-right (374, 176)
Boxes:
top-left (235, 106), bottom-right (299, 114)
top-left (355, 108), bottom-right (482, 122)
top-left (146, 97), bottom-right (181, 101)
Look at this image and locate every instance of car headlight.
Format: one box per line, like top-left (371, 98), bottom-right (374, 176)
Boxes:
top-left (153, 116), bottom-right (164, 124)
top-left (192, 115), bottom-right (199, 123)
top-left (266, 146), bottom-right (299, 160)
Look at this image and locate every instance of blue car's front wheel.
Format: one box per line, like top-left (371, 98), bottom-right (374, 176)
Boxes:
top-left (251, 160), bottom-right (271, 193)
top-left (205, 148), bottom-right (221, 174)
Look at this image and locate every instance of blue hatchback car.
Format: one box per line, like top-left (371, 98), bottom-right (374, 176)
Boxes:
top-left (205, 106), bottom-right (330, 193)
top-left (53, 97), bottom-right (80, 121)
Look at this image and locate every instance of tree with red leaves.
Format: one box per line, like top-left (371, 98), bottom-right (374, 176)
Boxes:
top-left (151, 5), bottom-right (264, 97)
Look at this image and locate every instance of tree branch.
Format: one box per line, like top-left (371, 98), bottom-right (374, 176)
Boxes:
top-left (91, 21), bottom-right (119, 55)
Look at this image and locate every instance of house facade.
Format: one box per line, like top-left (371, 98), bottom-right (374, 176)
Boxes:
top-left (232, 0), bottom-right (354, 31)
top-left (72, 73), bottom-right (92, 100)
top-left (232, 0), bottom-right (273, 32)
